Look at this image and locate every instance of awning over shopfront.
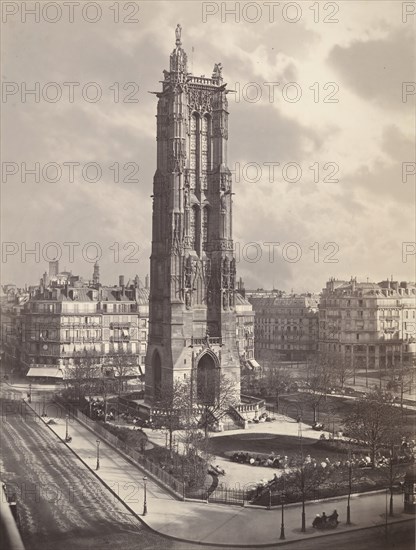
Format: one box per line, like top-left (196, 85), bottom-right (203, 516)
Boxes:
top-left (26, 367), bottom-right (64, 379)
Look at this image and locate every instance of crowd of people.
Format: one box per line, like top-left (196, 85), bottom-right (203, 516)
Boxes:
top-left (312, 510), bottom-right (339, 529)
top-left (87, 399), bottom-right (115, 421)
top-left (231, 452), bottom-right (290, 468)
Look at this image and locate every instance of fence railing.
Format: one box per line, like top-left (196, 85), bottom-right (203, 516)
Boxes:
top-left (207, 486), bottom-right (247, 506)
top-left (54, 397), bottom-right (184, 498)
top-left (227, 406), bottom-right (247, 428)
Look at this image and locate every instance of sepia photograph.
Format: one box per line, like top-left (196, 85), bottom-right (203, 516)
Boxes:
top-left (1, 1), bottom-right (415, 549)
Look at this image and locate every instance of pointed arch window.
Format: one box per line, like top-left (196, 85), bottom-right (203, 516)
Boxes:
top-left (190, 205), bottom-right (199, 250)
top-left (202, 114), bottom-right (211, 177)
top-left (189, 113), bottom-right (198, 190)
top-left (202, 207), bottom-right (209, 249)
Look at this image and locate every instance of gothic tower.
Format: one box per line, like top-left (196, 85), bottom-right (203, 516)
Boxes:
top-left (145, 25), bottom-right (240, 403)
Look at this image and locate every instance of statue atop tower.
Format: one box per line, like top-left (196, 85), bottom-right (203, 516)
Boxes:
top-left (175, 23), bottom-right (182, 45)
top-left (169, 23), bottom-right (187, 80)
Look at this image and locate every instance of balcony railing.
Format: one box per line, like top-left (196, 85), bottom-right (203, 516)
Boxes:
top-left (109, 336), bottom-right (130, 343)
top-left (188, 337), bottom-right (222, 347)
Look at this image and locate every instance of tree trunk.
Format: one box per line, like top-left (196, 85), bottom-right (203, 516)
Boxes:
top-left (301, 496), bottom-right (306, 532)
top-left (370, 444), bottom-right (376, 468)
top-left (389, 487), bottom-right (394, 516)
top-left (312, 404), bottom-right (317, 424)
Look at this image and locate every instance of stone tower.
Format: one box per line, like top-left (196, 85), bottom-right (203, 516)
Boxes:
top-left (145, 25), bottom-right (240, 403)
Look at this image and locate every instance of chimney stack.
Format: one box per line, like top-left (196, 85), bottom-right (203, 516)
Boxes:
top-left (93, 262), bottom-right (100, 287)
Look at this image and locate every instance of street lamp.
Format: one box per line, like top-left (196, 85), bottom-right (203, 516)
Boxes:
top-left (41, 395), bottom-right (47, 417)
top-left (143, 476), bottom-right (148, 515)
top-left (96, 439), bottom-right (101, 470)
top-left (346, 454), bottom-right (352, 525)
top-left (28, 383), bottom-right (32, 403)
top-left (267, 487), bottom-right (272, 510)
top-left (280, 490), bottom-right (286, 540)
top-left (65, 414), bottom-right (70, 442)
top-left (389, 445), bottom-right (396, 517)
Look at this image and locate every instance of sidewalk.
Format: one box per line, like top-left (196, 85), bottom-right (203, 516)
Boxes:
top-left (25, 398), bottom-right (413, 548)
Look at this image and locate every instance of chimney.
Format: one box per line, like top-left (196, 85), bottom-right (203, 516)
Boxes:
top-left (239, 277), bottom-right (245, 297)
top-left (119, 275), bottom-right (125, 287)
top-left (93, 262), bottom-right (100, 287)
top-left (49, 260), bottom-right (59, 278)
top-left (145, 274), bottom-right (149, 289)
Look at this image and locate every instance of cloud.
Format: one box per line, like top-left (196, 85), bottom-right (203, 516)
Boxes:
top-left (328, 26), bottom-right (415, 109)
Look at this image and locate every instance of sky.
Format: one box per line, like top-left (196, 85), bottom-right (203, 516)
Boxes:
top-left (1, 0), bottom-right (415, 293)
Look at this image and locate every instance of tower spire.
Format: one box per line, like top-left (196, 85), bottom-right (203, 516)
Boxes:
top-left (169, 23), bottom-right (187, 79)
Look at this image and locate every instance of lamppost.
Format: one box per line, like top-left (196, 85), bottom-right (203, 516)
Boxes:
top-left (298, 419), bottom-right (306, 533)
top-left (143, 476), bottom-right (148, 515)
top-left (42, 395), bottom-right (47, 417)
top-left (346, 447), bottom-right (353, 525)
top-left (65, 414), bottom-right (70, 442)
top-left (280, 490), bottom-right (286, 540)
top-left (389, 444), bottom-right (397, 517)
top-left (28, 383), bottom-right (32, 403)
top-left (96, 439), bottom-right (100, 470)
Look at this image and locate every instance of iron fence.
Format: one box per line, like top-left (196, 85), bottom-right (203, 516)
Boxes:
top-left (207, 486), bottom-right (247, 506)
top-left (54, 396), bottom-right (184, 497)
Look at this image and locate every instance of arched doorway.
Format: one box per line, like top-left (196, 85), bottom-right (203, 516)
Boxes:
top-left (196, 353), bottom-right (218, 405)
top-left (152, 351), bottom-right (162, 399)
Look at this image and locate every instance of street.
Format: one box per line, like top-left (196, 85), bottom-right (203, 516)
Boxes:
top-left (0, 393), bottom-right (177, 550)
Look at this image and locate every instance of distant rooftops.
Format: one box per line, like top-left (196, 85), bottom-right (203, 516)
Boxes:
top-left (324, 276), bottom-right (416, 296)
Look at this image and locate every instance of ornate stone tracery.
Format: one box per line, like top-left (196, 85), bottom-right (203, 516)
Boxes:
top-left (146, 25), bottom-right (240, 403)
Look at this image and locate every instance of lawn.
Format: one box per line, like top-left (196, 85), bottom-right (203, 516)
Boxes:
top-left (278, 393), bottom-right (416, 436)
top-left (208, 433), bottom-right (353, 463)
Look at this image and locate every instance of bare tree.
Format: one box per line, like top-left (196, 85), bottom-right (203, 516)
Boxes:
top-left (343, 390), bottom-right (404, 467)
top-left (327, 351), bottom-right (354, 390)
top-left (387, 362), bottom-right (415, 416)
top-left (195, 372), bottom-right (239, 438)
top-left (304, 354), bottom-right (332, 423)
top-left (257, 365), bottom-right (293, 411)
top-left (103, 349), bottom-right (139, 396)
top-left (179, 429), bottom-right (214, 492)
top-left (154, 379), bottom-right (188, 455)
top-left (64, 350), bottom-right (101, 403)
top-left (179, 372), bottom-right (239, 438)
top-left (287, 457), bottom-right (329, 532)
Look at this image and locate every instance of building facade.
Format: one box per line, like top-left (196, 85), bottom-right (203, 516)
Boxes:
top-left (235, 290), bottom-right (256, 366)
top-left (247, 290), bottom-right (319, 363)
top-left (0, 285), bottom-right (29, 372)
top-left (145, 25), bottom-right (240, 402)
top-left (0, 263), bottom-right (150, 379)
top-left (319, 277), bottom-right (416, 371)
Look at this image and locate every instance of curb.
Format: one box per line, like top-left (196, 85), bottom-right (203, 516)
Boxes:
top-left (245, 487), bottom-right (398, 511)
top-left (22, 400), bottom-right (415, 549)
top-left (53, 399), bottom-right (184, 501)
